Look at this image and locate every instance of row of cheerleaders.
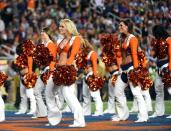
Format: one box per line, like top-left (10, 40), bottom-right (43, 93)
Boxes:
top-left (0, 20), bottom-right (171, 127)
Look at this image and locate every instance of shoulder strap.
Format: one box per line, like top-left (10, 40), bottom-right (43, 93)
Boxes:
top-left (125, 34), bottom-right (135, 47)
top-left (86, 51), bottom-right (95, 60)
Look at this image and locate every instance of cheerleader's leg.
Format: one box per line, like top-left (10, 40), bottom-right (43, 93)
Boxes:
top-left (90, 89), bottom-right (103, 116)
top-left (82, 79), bottom-right (91, 116)
top-left (104, 80), bottom-right (115, 114)
top-left (166, 87), bottom-right (171, 118)
top-left (141, 89), bottom-right (153, 112)
top-left (45, 75), bottom-right (62, 126)
top-left (63, 84), bottom-right (77, 112)
top-left (62, 84), bottom-right (85, 127)
top-left (26, 88), bottom-right (36, 114)
top-left (129, 82), bottom-right (148, 122)
top-left (113, 75), bottom-right (129, 121)
top-left (54, 86), bottom-right (65, 110)
top-left (15, 80), bottom-right (28, 114)
top-left (150, 74), bottom-right (164, 117)
top-left (130, 98), bottom-right (138, 112)
top-left (34, 76), bottom-right (47, 117)
top-left (0, 94), bottom-right (5, 122)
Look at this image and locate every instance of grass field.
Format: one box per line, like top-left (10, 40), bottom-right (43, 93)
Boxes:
top-left (5, 100), bottom-right (171, 114)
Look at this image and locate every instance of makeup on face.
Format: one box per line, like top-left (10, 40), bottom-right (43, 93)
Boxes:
top-left (119, 22), bottom-right (127, 33)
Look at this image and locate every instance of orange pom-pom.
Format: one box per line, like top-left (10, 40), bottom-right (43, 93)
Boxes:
top-left (138, 50), bottom-right (146, 67)
top-left (0, 72), bottom-right (8, 86)
top-left (40, 70), bottom-right (53, 84)
top-left (100, 33), bottom-right (120, 66)
top-left (22, 73), bottom-right (38, 89)
top-left (75, 51), bottom-right (87, 69)
top-left (128, 68), bottom-right (139, 87)
top-left (162, 68), bottom-right (171, 88)
top-left (33, 44), bottom-right (53, 67)
top-left (86, 75), bottom-right (105, 91)
top-left (22, 40), bottom-right (36, 56)
top-left (53, 65), bottom-right (77, 86)
top-left (151, 38), bottom-right (168, 59)
top-left (128, 67), bottom-right (153, 90)
top-left (16, 54), bottom-right (28, 69)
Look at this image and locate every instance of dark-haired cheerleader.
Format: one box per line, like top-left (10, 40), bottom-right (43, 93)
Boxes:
top-left (117, 19), bottom-right (149, 122)
top-left (149, 24), bottom-right (171, 119)
top-left (100, 33), bottom-right (129, 121)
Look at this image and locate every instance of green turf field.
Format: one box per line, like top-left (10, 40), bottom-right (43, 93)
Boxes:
top-left (5, 100), bottom-right (171, 114)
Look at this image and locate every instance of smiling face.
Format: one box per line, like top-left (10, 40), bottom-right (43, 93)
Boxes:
top-left (59, 22), bottom-right (68, 36)
top-left (119, 22), bottom-right (128, 34)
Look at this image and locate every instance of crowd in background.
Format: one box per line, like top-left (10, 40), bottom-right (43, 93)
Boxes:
top-left (0, 0), bottom-right (171, 104)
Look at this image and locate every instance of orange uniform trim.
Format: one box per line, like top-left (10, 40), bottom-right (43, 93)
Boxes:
top-left (27, 56), bottom-right (33, 74)
top-left (130, 37), bottom-right (139, 68)
top-left (90, 51), bottom-right (98, 76)
top-left (66, 36), bottom-right (81, 65)
top-left (47, 42), bottom-right (57, 71)
top-left (167, 37), bottom-right (171, 70)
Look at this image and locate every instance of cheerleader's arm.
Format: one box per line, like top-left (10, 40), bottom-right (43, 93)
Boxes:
top-left (27, 56), bottom-right (33, 74)
top-left (67, 37), bottom-right (81, 65)
top-left (90, 51), bottom-right (98, 76)
top-left (130, 37), bottom-right (139, 68)
top-left (47, 42), bottom-right (57, 71)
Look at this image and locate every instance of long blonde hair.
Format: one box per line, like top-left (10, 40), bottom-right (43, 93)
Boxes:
top-left (60, 19), bottom-right (79, 36)
top-left (81, 39), bottom-right (94, 53)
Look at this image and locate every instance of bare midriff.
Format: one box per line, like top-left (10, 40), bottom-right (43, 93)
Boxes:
top-left (58, 52), bottom-right (68, 65)
top-left (122, 55), bottom-right (132, 65)
top-left (112, 65), bottom-right (119, 70)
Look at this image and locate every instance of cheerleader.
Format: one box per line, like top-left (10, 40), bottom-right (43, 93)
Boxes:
top-left (99, 33), bottom-right (129, 121)
top-left (149, 25), bottom-right (171, 118)
top-left (81, 39), bottom-right (103, 116)
top-left (130, 58), bottom-right (153, 113)
top-left (103, 64), bottom-right (118, 114)
top-left (15, 41), bottom-right (37, 115)
top-left (15, 70), bottom-right (28, 115)
top-left (36, 29), bottom-right (62, 126)
top-left (33, 28), bottom-right (59, 119)
top-left (54, 19), bottom-right (85, 127)
top-left (114, 19), bottom-right (148, 122)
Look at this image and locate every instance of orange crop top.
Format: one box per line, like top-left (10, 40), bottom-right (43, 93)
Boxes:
top-left (67, 36), bottom-right (81, 65)
top-left (86, 51), bottom-right (98, 76)
top-left (122, 35), bottom-right (139, 68)
top-left (57, 36), bottom-right (81, 65)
